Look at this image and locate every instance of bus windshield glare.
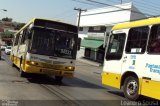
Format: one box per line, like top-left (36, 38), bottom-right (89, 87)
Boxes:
top-left (30, 27), bottom-right (76, 59)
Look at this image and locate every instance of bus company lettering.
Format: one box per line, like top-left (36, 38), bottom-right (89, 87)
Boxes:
top-left (31, 56), bottom-right (52, 63)
top-left (146, 63), bottom-right (160, 75)
top-left (61, 49), bottom-right (71, 55)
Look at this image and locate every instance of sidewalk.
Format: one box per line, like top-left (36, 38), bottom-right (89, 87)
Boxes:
top-left (77, 57), bottom-right (102, 67)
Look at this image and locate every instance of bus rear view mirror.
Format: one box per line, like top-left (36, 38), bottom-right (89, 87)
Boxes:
top-left (77, 38), bottom-right (81, 51)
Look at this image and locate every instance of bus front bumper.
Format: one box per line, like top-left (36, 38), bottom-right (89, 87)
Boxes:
top-left (24, 64), bottom-right (74, 78)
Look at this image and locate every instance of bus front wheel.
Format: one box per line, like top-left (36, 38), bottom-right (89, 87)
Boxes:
top-left (11, 56), bottom-right (16, 67)
top-left (123, 76), bottom-right (140, 100)
top-left (20, 69), bottom-right (26, 77)
top-left (19, 64), bottom-right (26, 77)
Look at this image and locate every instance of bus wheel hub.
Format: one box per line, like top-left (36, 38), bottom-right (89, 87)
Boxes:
top-left (127, 80), bottom-right (138, 95)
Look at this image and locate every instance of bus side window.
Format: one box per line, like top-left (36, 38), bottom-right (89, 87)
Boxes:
top-left (14, 34), bottom-right (20, 46)
top-left (21, 29), bottom-right (27, 44)
top-left (125, 26), bottom-right (149, 54)
top-left (148, 25), bottom-right (160, 54)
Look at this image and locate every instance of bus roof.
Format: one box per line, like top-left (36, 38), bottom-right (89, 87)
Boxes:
top-left (32, 18), bottom-right (76, 27)
top-left (112, 17), bottom-right (160, 30)
top-left (15, 18), bottom-right (77, 35)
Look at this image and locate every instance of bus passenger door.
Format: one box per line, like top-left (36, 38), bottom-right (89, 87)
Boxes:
top-left (17, 30), bottom-right (28, 68)
top-left (102, 33), bottom-right (126, 89)
top-left (12, 33), bottom-right (20, 66)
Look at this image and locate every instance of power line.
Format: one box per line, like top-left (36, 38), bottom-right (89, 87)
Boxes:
top-left (74, 0), bottom-right (160, 16)
top-left (107, 0), bottom-right (160, 15)
top-left (138, 9), bottom-right (159, 15)
top-left (140, 0), bottom-right (160, 8)
top-left (105, 0), bottom-right (119, 4)
top-left (132, 0), bottom-right (160, 17)
top-left (133, 3), bottom-right (160, 15)
top-left (85, 0), bottom-right (154, 17)
top-left (71, 0), bottom-right (100, 7)
top-left (73, 0), bottom-right (160, 20)
top-left (133, 0), bottom-right (160, 11)
top-left (81, 8), bottom-right (131, 16)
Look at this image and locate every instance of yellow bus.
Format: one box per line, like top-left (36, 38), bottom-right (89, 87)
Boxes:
top-left (102, 17), bottom-right (160, 100)
top-left (10, 18), bottom-right (81, 82)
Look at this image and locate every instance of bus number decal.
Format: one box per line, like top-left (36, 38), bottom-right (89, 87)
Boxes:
top-left (130, 55), bottom-right (136, 59)
top-left (60, 49), bottom-right (71, 55)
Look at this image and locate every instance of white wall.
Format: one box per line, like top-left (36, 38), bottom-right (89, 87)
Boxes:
top-left (77, 27), bottom-right (88, 59)
top-left (79, 27), bottom-right (88, 39)
top-left (77, 47), bottom-right (85, 59)
top-left (80, 3), bottom-right (133, 27)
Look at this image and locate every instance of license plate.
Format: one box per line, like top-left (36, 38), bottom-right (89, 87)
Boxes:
top-left (42, 69), bottom-right (60, 75)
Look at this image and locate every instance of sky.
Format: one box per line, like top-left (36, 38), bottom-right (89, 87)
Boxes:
top-left (0, 0), bottom-right (160, 25)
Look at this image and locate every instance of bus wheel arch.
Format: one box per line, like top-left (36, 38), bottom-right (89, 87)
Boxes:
top-left (19, 56), bottom-right (26, 77)
top-left (121, 71), bottom-right (140, 100)
top-left (11, 55), bottom-right (16, 67)
top-left (20, 56), bottom-right (23, 65)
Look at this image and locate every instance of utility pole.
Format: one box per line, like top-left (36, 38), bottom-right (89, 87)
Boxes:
top-left (120, 0), bottom-right (122, 4)
top-left (74, 8), bottom-right (87, 30)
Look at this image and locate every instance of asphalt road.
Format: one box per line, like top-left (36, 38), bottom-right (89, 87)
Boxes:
top-left (0, 52), bottom-right (126, 106)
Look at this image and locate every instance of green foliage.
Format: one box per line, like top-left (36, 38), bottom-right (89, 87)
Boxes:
top-left (2, 17), bottom-right (12, 22)
top-left (14, 23), bottom-right (26, 30)
top-left (1, 30), bottom-right (15, 38)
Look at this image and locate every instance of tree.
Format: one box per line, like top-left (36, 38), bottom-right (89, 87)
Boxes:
top-left (14, 23), bottom-right (25, 30)
top-left (2, 17), bottom-right (12, 22)
top-left (0, 30), bottom-right (15, 38)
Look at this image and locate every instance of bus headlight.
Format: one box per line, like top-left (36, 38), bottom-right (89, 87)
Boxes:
top-left (65, 66), bottom-right (75, 70)
top-left (26, 61), bottom-right (38, 66)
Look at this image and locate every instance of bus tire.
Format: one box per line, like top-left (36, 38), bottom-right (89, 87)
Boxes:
top-left (12, 63), bottom-right (16, 67)
top-left (123, 76), bottom-right (139, 100)
top-left (11, 56), bottom-right (16, 67)
top-left (19, 67), bottom-right (25, 77)
top-left (55, 76), bottom-right (63, 83)
top-left (19, 62), bottom-right (26, 77)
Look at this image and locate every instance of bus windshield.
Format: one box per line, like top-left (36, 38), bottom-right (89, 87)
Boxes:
top-left (30, 28), bottom-right (76, 59)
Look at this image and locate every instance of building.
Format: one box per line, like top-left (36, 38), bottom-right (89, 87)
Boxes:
top-left (77, 3), bottom-right (146, 63)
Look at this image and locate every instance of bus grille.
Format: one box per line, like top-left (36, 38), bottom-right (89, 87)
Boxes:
top-left (41, 63), bottom-right (63, 69)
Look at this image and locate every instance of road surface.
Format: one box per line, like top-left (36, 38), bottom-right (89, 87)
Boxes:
top-left (0, 52), bottom-right (126, 106)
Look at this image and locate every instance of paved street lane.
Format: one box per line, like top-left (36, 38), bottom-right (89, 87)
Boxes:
top-left (0, 52), bottom-right (126, 106)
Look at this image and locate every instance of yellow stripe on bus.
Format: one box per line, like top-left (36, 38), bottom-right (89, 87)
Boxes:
top-left (112, 17), bottom-right (160, 30)
top-left (141, 79), bottom-right (160, 100)
top-left (102, 72), bottom-right (121, 89)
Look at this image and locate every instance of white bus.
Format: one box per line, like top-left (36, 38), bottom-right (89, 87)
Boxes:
top-left (10, 18), bottom-right (81, 82)
top-left (102, 17), bottom-right (160, 100)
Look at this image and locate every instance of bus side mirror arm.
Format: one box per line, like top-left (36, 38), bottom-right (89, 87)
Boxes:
top-left (77, 38), bottom-right (81, 51)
